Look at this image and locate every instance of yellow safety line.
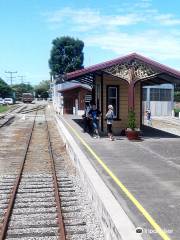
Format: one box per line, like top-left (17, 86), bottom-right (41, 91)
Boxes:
top-left (61, 117), bottom-right (171, 240)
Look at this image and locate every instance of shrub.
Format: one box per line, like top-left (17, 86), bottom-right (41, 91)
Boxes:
top-left (127, 109), bottom-right (136, 130)
top-left (174, 108), bottom-right (180, 117)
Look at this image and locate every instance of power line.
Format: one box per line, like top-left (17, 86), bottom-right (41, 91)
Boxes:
top-left (5, 71), bottom-right (17, 85)
top-left (18, 75), bottom-right (25, 83)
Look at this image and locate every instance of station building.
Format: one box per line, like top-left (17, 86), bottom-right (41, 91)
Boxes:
top-left (55, 53), bottom-right (180, 135)
top-left (58, 84), bottom-right (91, 115)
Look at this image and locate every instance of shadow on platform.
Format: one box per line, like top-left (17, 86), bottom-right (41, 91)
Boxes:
top-left (70, 116), bottom-right (180, 139)
top-left (141, 125), bottom-right (180, 138)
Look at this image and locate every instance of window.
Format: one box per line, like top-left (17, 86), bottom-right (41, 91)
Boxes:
top-left (107, 85), bottom-right (119, 118)
top-left (160, 89), bottom-right (171, 101)
top-left (150, 88), bottom-right (160, 101)
top-left (150, 88), bottom-right (172, 101)
top-left (142, 88), bottom-right (147, 101)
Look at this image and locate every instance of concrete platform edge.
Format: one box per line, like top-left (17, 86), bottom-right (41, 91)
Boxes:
top-left (55, 115), bottom-right (143, 240)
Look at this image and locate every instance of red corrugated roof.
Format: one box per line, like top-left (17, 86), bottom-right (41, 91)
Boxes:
top-left (66, 53), bottom-right (180, 80)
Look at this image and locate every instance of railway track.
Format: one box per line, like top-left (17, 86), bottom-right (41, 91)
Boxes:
top-left (19, 105), bottom-right (46, 114)
top-left (0, 107), bottom-right (91, 240)
top-left (0, 104), bottom-right (46, 129)
top-left (0, 116), bottom-right (15, 128)
top-left (0, 104), bottom-right (27, 128)
top-left (0, 104), bottom-right (26, 119)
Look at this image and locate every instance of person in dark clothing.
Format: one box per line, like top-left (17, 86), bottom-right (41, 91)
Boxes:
top-left (88, 104), bottom-right (101, 138)
top-left (83, 102), bottom-right (91, 133)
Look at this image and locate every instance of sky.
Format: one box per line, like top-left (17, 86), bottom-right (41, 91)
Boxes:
top-left (0, 0), bottom-right (180, 85)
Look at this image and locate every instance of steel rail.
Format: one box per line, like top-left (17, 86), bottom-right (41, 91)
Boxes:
top-left (0, 104), bottom-right (28, 129)
top-left (0, 109), bottom-right (66, 240)
top-left (20, 106), bottom-right (46, 114)
top-left (17, 105), bottom-right (28, 113)
top-left (5, 104), bottom-right (23, 115)
top-left (0, 116), bottom-right (15, 129)
top-left (0, 104), bottom-right (22, 119)
top-left (0, 111), bottom-right (37, 240)
top-left (45, 114), bottom-right (66, 240)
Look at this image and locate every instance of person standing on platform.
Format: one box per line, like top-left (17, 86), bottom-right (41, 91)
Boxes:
top-left (88, 103), bottom-right (101, 138)
top-left (83, 102), bottom-right (91, 133)
top-left (105, 105), bottom-right (115, 141)
top-left (146, 109), bottom-right (152, 126)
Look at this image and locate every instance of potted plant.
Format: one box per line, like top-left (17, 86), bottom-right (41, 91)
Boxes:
top-left (126, 109), bottom-right (140, 140)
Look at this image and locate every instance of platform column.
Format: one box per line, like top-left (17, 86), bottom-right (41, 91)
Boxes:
top-left (101, 73), bottom-right (104, 132)
top-left (128, 66), bottom-right (136, 111)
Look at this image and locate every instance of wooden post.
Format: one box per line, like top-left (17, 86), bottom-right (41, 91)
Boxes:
top-left (92, 75), bottom-right (96, 103)
top-left (128, 81), bottom-right (135, 110)
top-left (140, 82), bottom-right (143, 128)
top-left (128, 67), bottom-right (135, 111)
top-left (101, 73), bottom-right (104, 132)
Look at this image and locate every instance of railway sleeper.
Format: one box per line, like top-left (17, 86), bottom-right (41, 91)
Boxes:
top-left (8, 220), bottom-right (58, 229)
top-left (10, 213), bottom-right (58, 221)
top-left (60, 197), bottom-right (78, 202)
top-left (15, 192), bottom-right (54, 198)
top-left (12, 207), bottom-right (57, 215)
top-left (13, 201), bottom-right (56, 208)
top-left (17, 188), bottom-right (53, 193)
top-left (61, 201), bottom-right (79, 207)
top-left (61, 206), bottom-right (82, 213)
top-left (58, 188), bottom-right (75, 193)
top-left (65, 225), bottom-right (87, 235)
top-left (63, 212), bottom-right (85, 219)
top-left (64, 219), bottom-right (86, 226)
top-left (66, 234), bottom-right (87, 240)
top-left (5, 236), bottom-right (59, 240)
top-left (6, 227), bottom-right (59, 238)
top-left (18, 185), bottom-right (54, 190)
top-left (14, 196), bottom-right (55, 203)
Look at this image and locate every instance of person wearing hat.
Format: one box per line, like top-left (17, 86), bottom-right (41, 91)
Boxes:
top-left (105, 105), bottom-right (115, 141)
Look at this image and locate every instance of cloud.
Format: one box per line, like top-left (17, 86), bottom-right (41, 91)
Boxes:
top-left (84, 30), bottom-right (180, 61)
top-left (43, 0), bottom-right (180, 64)
top-left (134, 0), bottom-right (152, 9)
top-left (45, 7), bottom-right (144, 32)
top-left (155, 14), bottom-right (180, 26)
top-left (45, 3), bottom-right (180, 30)
top-left (47, 8), bottom-right (101, 26)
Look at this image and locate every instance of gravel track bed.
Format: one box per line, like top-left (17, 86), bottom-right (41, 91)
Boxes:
top-left (47, 108), bottom-right (104, 240)
top-left (1, 105), bottom-right (104, 240)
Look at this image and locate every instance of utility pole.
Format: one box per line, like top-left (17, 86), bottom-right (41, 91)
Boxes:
top-left (18, 75), bottom-right (25, 83)
top-left (5, 71), bottom-right (17, 86)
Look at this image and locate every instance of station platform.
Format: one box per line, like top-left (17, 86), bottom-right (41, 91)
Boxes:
top-left (57, 114), bottom-right (180, 240)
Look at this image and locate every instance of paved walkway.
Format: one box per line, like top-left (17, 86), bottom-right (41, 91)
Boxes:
top-left (59, 114), bottom-right (180, 240)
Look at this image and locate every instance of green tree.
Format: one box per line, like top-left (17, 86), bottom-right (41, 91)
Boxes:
top-left (34, 80), bottom-right (50, 99)
top-left (49, 36), bottom-right (84, 76)
top-left (0, 78), bottom-right (12, 98)
top-left (12, 83), bottom-right (34, 100)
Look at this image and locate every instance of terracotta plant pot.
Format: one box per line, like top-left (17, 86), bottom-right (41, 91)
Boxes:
top-left (126, 130), bottom-right (140, 140)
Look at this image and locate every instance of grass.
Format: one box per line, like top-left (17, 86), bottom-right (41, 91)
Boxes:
top-left (0, 105), bottom-right (12, 113)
